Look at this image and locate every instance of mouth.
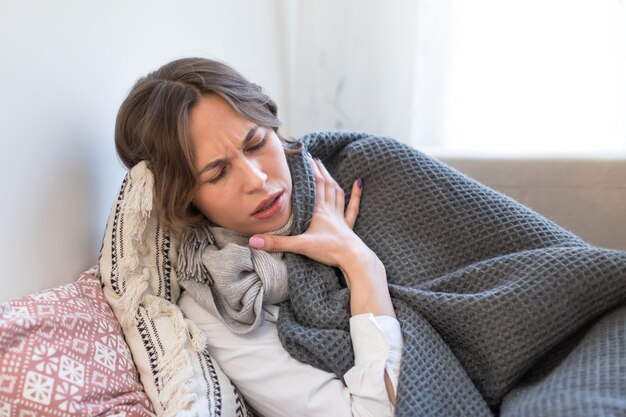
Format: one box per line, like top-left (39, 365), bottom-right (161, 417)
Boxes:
top-left (251, 192), bottom-right (285, 219)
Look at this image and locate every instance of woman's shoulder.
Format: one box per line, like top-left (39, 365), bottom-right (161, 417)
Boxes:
top-left (299, 131), bottom-right (414, 159)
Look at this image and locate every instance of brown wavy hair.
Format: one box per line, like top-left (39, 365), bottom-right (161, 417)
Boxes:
top-left (115, 57), bottom-right (302, 234)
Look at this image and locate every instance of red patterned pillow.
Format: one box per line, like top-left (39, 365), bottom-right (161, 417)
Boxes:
top-left (0, 268), bottom-right (154, 417)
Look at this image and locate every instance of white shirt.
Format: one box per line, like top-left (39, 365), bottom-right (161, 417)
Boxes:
top-left (178, 291), bottom-right (403, 417)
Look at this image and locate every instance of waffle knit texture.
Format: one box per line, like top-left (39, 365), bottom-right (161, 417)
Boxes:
top-left (276, 131), bottom-right (626, 417)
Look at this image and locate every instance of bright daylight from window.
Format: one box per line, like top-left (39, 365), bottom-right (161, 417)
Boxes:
top-left (429, 0), bottom-right (626, 155)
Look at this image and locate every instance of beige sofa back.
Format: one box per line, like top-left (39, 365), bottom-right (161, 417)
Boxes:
top-left (441, 158), bottom-right (626, 252)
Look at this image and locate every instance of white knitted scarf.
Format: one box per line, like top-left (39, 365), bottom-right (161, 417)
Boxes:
top-left (177, 215), bottom-right (293, 333)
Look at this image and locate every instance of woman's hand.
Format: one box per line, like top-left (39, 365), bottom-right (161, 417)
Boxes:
top-left (250, 154), bottom-right (395, 317)
top-left (249, 155), bottom-right (365, 268)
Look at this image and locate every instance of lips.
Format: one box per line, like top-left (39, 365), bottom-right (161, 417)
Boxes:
top-left (252, 192), bottom-right (282, 215)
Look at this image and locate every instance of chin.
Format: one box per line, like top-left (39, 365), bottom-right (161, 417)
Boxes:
top-left (256, 209), bottom-right (292, 235)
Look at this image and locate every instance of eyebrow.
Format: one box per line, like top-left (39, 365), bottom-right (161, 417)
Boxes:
top-left (197, 125), bottom-right (259, 176)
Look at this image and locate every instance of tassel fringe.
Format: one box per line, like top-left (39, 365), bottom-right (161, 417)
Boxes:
top-left (111, 269), bottom-right (150, 327)
top-left (112, 161), bottom-right (207, 417)
top-left (145, 296), bottom-right (208, 417)
top-left (120, 161), bottom-right (154, 275)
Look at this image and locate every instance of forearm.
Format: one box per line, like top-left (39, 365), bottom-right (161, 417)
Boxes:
top-left (339, 243), bottom-right (400, 405)
top-left (339, 244), bottom-right (396, 320)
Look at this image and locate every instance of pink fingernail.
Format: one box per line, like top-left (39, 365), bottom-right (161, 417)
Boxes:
top-left (249, 236), bottom-right (265, 249)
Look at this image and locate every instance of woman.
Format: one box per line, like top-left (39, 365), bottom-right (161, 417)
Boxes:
top-left (112, 57), bottom-right (626, 417)
top-left (115, 57), bottom-right (403, 417)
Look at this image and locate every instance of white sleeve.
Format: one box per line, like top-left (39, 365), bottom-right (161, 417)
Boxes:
top-left (178, 291), bottom-right (403, 417)
top-left (345, 313), bottom-right (403, 416)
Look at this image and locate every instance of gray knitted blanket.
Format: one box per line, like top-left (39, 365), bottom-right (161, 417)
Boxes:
top-left (276, 131), bottom-right (626, 417)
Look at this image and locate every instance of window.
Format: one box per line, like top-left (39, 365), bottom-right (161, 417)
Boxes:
top-left (414, 0), bottom-right (626, 155)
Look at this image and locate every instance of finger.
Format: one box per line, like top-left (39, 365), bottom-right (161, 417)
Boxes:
top-left (336, 181), bottom-right (346, 213)
top-left (345, 178), bottom-right (363, 228)
top-left (249, 233), bottom-right (306, 254)
top-left (309, 156), bottom-right (325, 208)
top-left (314, 158), bottom-right (336, 208)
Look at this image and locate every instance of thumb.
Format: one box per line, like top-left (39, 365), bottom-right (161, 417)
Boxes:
top-left (249, 234), bottom-right (305, 253)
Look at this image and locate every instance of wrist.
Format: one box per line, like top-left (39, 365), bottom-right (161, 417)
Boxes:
top-left (338, 241), bottom-right (386, 284)
top-left (339, 244), bottom-right (395, 318)
top-left (339, 241), bottom-right (387, 292)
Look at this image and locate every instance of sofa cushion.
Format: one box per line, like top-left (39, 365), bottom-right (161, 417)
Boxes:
top-left (0, 268), bottom-right (154, 417)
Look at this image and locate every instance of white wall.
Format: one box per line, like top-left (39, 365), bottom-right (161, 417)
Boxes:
top-left (0, 0), bottom-right (286, 302)
top-left (278, 0), bottom-right (420, 142)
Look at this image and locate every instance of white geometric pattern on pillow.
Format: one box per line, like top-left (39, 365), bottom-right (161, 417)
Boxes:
top-left (99, 161), bottom-right (253, 417)
top-left (0, 269), bottom-right (154, 417)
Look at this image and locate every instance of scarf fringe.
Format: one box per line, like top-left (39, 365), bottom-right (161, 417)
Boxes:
top-left (178, 224), bottom-right (215, 285)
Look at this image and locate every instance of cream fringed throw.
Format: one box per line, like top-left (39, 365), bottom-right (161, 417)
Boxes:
top-left (272, 132), bottom-right (626, 417)
top-left (99, 161), bottom-right (253, 417)
top-left (177, 216), bottom-right (292, 333)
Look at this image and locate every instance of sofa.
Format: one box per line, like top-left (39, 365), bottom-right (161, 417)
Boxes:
top-left (1, 156), bottom-right (624, 416)
top-left (440, 156), bottom-right (626, 252)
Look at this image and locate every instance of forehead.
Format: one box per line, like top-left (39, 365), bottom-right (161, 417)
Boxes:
top-left (188, 94), bottom-right (254, 144)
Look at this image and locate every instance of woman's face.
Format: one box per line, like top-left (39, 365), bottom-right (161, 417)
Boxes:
top-left (188, 94), bottom-right (292, 235)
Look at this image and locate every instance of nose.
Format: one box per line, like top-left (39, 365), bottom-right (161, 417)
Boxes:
top-left (240, 157), bottom-right (267, 192)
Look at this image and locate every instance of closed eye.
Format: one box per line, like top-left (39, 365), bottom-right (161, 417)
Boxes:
top-left (204, 133), bottom-right (266, 185)
top-left (206, 167), bottom-right (227, 184)
top-left (247, 137), bottom-right (267, 152)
